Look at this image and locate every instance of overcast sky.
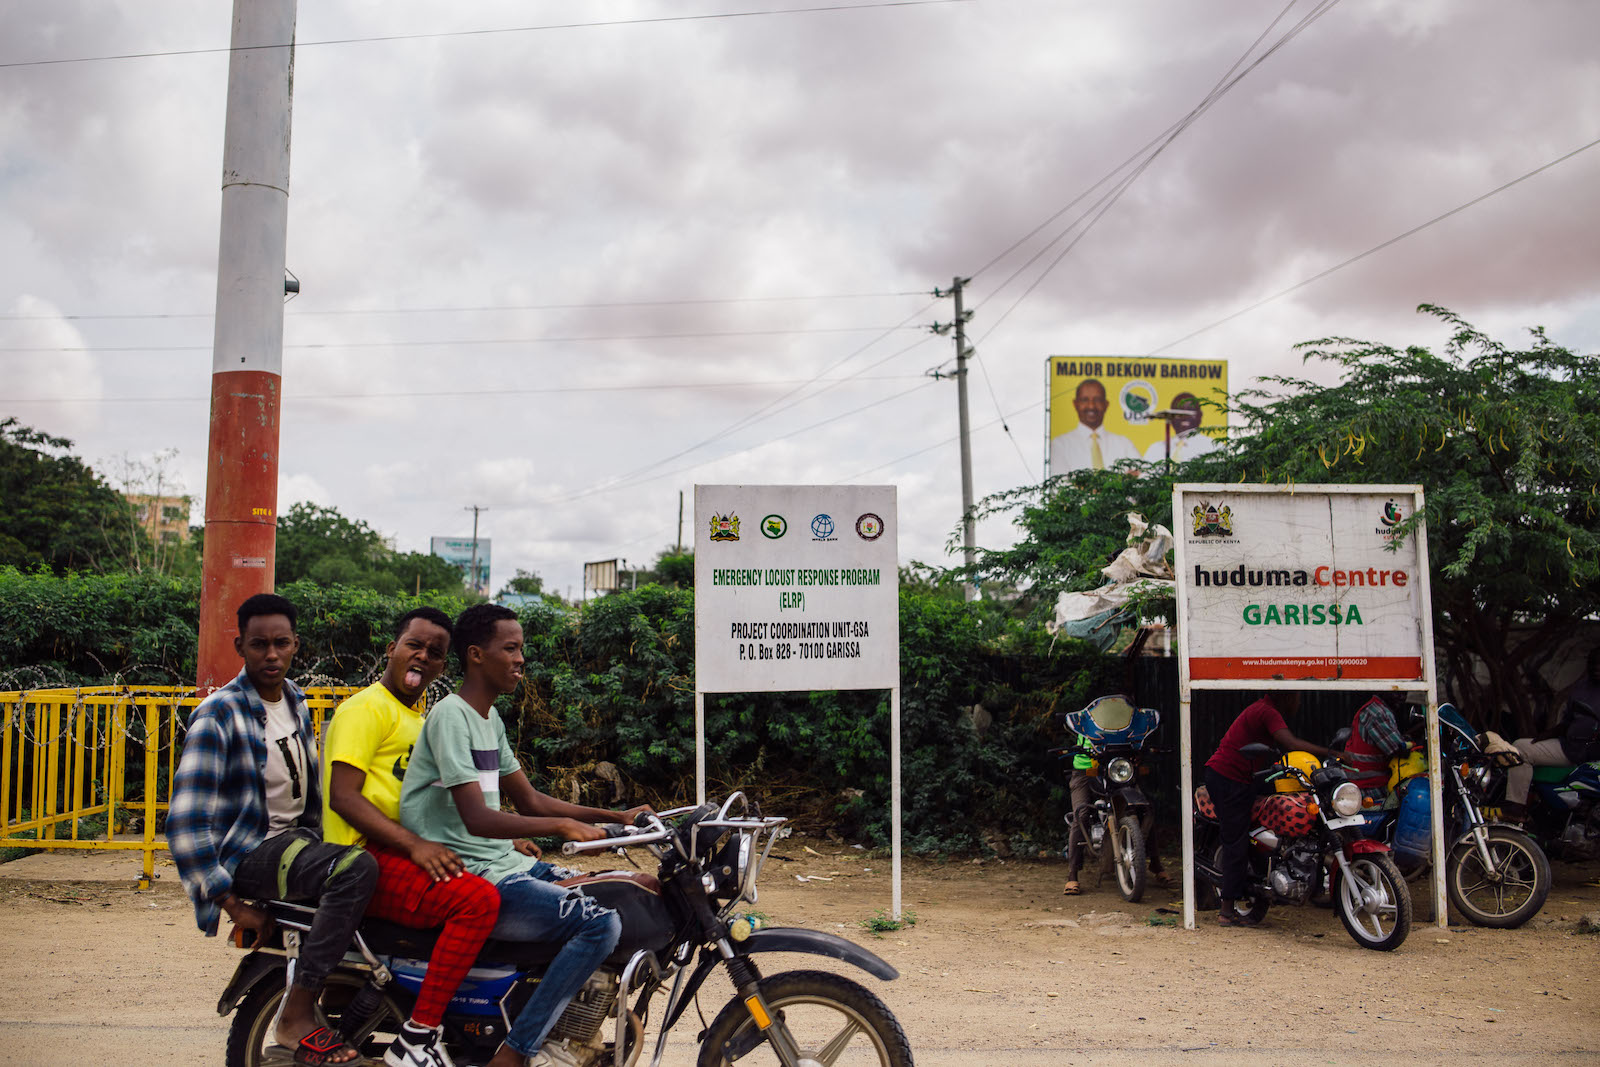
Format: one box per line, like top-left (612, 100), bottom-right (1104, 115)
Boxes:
top-left (4, 0), bottom-right (1598, 599)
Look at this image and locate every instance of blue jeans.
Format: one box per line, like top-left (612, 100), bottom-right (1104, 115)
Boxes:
top-left (494, 869), bottom-right (622, 1056)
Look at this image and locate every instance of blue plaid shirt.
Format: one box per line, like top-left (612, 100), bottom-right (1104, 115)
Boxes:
top-left (167, 668), bottom-right (321, 935)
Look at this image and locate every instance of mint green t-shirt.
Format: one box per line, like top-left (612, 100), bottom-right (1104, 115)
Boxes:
top-left (398, 693), bottom-right (526, 885)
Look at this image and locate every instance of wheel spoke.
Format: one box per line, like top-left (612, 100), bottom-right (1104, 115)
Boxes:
top-left (814, 1017), bottom-right (868, 1065)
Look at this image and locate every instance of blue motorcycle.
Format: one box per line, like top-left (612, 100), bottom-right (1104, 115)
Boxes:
top-left (1338, 703), bottom-right (1550, 929)
top-left (1060, 695), bottom-right (1162, 902)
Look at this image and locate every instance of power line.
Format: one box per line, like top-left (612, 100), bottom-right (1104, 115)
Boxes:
top-left (0, 1), bottom-right (970, 70)
top-left (1150, 131), bottom-right (1600, 354)
top-left (0, 373), bottom-right (927, 406)
top-left (0, 324), bottom-right (924, 354)
top-left (970, 0), bottom-right (1342, 348)
top-left (0, 291), bottom-right (927, 322)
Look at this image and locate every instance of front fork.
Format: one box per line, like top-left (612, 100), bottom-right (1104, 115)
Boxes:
top-left (719, 941), bottom-right (810, 1065)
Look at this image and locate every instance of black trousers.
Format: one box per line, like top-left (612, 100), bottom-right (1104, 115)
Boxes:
top-left (231, 828), bottom-right (379, 991)
top-left (1203, 767), bottom-right (1257, 905)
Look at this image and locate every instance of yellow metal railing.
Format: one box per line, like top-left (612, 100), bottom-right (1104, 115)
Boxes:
top-left (0, 685), bottom-right (358, 887)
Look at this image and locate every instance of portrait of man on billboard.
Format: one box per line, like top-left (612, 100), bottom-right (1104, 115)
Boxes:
top-left (1049, 378), bottom-right (1138, 474)
top-left (1144, 392), bottom-right (1219, 463)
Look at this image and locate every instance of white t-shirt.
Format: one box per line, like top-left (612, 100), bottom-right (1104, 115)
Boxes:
top-left (262, 696), bottom-right (309, 835)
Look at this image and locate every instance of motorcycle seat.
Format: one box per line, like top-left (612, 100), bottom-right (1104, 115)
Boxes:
top-left (359, 917), bottom-right (566, 968)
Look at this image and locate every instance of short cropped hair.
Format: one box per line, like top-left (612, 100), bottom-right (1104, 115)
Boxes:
top-left (394, 606), bottom-right (454, 643)
top-left (453, 603), bottom-right (519, 666)
top-left (237, 593), bottom-right (297, 633)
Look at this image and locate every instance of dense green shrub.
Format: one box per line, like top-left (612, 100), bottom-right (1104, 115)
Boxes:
top-left (1, 568), bottom-right (1118, 853)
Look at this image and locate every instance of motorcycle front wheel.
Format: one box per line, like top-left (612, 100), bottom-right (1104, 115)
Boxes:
top-left (1334, 853), bottom-right (1411, 951)
top-left (225, 970), bottom-right (407, 1067)
top-left (1446, 826), bottom-right (1551, 929)
top-left (1112, 814), bottom-right (1147, 902)
top-left (697, 969), bottom-right (912, 1067)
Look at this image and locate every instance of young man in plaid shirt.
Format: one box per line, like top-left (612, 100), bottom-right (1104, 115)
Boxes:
top-left (324, 606), bottom-right (501, 1067)
top-left (169, 593), bottom-right (376, 1066)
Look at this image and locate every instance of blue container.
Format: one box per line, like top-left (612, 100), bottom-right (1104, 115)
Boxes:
top-left (1392, 777), bottom-right (1433, 862)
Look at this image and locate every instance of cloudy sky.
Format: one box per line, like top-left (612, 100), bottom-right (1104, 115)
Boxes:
top-left (4, 0), bottom-right (1598, 598)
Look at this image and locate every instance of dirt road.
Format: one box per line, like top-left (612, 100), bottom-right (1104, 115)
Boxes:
top-left (1, 841), bottom-right (1597, 1066)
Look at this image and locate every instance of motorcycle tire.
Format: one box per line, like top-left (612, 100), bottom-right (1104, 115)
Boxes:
top-left (1334, 852), bottom-right (1411, 951)
top-left (1446, 825), bottom-right (1551, 929)
top-left (1112, 814), bottom-right (1147, 903)
top-left (225, 969), bottom-right (406, 1067)
top-left (696, 969), bottom-right (913, 1067)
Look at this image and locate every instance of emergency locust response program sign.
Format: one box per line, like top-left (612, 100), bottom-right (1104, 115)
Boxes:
top-left (1174, 485), bottom-right (1431, 684)
top-left (694, 485), bottom-right (899, 693)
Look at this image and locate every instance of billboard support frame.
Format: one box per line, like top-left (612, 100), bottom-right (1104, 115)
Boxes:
top-left (1173, 483), bottom-right (1444, 933)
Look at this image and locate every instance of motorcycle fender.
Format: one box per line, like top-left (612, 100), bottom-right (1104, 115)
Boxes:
top-left (1111, 786), bottom-right (1149, 816)
top-left (1345, 838), bottom-right (1392, 856)
top-left (739, 928), bottom-right (899, 981)
top-left (217, 951), bottom-right (286, 1017)
top-left (668, 928), bottom-right (900, 1036)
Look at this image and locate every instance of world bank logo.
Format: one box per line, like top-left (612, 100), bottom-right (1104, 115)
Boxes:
top-left (810, 514), bottom-right (836, 541)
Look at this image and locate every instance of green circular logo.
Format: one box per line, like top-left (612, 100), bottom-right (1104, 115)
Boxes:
top-left (761, 514), bottom-right (788, 539)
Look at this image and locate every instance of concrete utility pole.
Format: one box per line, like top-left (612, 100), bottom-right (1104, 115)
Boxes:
top-left (197, 0), bottom-right (298, 691)
top-left (932, 277), bottom-right (977, 601)
top-left (465, 505), bottom-right (489, 595)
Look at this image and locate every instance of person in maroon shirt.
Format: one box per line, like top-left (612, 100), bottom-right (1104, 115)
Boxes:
top-left (1204, 692), bottom-right (1342, 926)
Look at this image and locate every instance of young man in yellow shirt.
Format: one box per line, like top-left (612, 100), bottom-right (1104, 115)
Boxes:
top-left (323, 607), bottom-right (500, 1067)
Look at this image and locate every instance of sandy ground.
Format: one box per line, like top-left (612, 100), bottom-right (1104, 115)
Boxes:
top-left (1, 841), bottom-right (1598, 1067)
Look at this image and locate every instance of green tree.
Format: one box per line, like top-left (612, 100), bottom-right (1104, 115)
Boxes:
top-left (274, 502), bottom-right (464, 596)
top-left (971, 308), bottom-right (1600, 735)
top-left (0, 418), bottom-right (139, 574)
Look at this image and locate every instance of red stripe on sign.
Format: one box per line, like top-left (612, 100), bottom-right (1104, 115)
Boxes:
top-left (1190, 656), bottom-right (1423, 681)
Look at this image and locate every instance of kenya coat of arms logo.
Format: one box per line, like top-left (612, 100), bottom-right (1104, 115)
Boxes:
top-left (709, 513), bottom-right (740, 542)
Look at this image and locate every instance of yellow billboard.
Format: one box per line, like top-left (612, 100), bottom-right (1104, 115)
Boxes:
top-left (1046, 356), bottom-right (1228, 475)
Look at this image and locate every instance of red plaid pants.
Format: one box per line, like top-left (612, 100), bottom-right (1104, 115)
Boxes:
top-left (363, 844), bottom-right (500, 1027)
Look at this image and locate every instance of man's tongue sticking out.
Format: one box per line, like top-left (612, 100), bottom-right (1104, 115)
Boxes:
top-left (405, 667), bottom-right (423, 690)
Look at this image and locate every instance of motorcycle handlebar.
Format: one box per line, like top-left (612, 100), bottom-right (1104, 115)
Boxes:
top-left (560, 823), bottom-right (672, 856)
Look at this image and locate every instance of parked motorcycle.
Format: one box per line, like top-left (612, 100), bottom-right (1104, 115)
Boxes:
top-left (1059, 695), bottom-right (1161, 902)
top-left (1509, 701), bottom-right (1600, 864)
top-left (1336, 703), bottom-right (1550, 929)
top-left (1193, 744), bottom-right (1412, 950)
top-left (218, 795), bottom-right (912, 1067)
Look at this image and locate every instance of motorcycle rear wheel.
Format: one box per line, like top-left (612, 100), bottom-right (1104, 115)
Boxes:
top-left (696, 969), bottom-right (912, 1067)
top-left (1446, 826), bottom-right (1551, 929)
top-left (1334, 853), bottom-right (1411, 951)
top-left (225, 970), bottom-right (406, 1067)
top-left (1112, 814), bottom-right (1147, 903)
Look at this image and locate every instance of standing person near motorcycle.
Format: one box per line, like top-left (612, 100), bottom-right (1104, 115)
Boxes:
top-left (1062, 730), bottom-right (1170, 895)
top-left (1204, 692), bottom-right (1342, 926)
top-left (1503, 647), bottom-right (1600, 824)
top-left (324, 607), bottom-right (502, 1067)
top-left (400, 604), bottom-right (650, 1067)
top-left (1344, 692), bottom-right (1412, 808)
top-left (169, 594), bottom-right (377, 1066)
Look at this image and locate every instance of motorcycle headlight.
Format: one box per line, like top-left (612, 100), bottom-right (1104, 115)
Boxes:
top-left (1330, 781), bottom-right (1362, 817)
top-left (1107, 757), bottom-right (1135, 785)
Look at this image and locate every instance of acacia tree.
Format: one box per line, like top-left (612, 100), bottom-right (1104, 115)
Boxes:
top-left (970, 308), bottom-right (1600, 735)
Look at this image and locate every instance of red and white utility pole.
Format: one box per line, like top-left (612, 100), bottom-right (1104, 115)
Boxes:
top-left (197, 0), bottom-right (298, 691)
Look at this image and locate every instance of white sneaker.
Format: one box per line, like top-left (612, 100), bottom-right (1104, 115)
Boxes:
top-left (384, 1021), bottom-right (456, 1067)
top-left (527, 1039), bottom-right (581, 1067)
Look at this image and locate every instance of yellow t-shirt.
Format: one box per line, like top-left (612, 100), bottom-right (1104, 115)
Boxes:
top-left (322, 682), bottom-right (424, 846)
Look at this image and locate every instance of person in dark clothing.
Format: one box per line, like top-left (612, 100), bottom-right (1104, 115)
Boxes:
top-left (169, 594), bottom-right (377, 1065)
top-left (1204, 692), bottom-right (1342, 926)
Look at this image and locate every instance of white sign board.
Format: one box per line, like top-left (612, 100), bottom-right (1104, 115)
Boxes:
top-left (1173, 484), bottom-right (1432, 686)
top-left (695, 485), bottom-right (899, 692)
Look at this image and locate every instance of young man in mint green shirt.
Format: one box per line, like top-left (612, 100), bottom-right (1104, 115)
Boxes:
top-left (400, 604), bottom-right (649, 1067)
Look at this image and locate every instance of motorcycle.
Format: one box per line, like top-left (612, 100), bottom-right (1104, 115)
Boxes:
top-left (218, 795), bottom-right (912, 1067)
top-left (1509, 701), bottom-right (1600, 864)
top-left (1059, 695), bottom-right (1161, 902)
top-left (1336, 703), bottom-right (1551, 929)
top-left (1192, 744), bottom-right (1412, 950)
